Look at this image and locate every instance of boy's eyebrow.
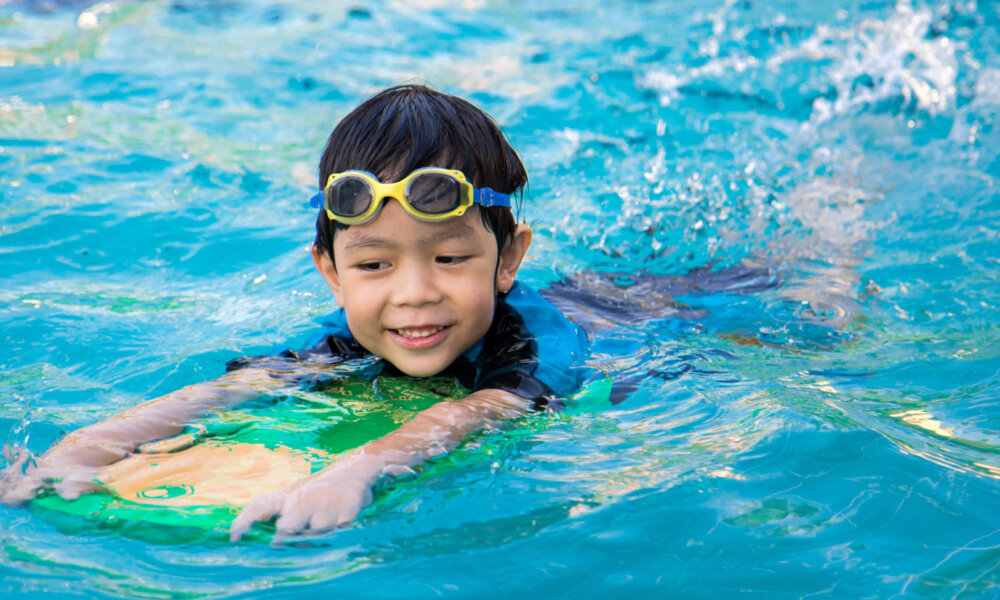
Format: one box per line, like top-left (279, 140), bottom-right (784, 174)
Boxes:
top-left (340, 222), bottom-right (480, 252)
top-left (417, 222), bottom-right (479, 246)
top-left (341, 233), bottom-right (393, 252)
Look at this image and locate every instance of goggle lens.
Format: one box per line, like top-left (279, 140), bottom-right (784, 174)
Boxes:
top-left (327, 177), bottom-right (373, 217)
top-left (406, 173), bottom-right (463, 215)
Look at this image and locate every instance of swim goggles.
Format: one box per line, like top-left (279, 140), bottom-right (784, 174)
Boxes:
top-left (309, 167), bottom-right (511, 224)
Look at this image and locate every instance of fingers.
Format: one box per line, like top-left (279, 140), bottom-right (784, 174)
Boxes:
top-left (306, 482), bottom-right (373, 532)
top-left (0, 453), bottom-right (40, 506)
top-left (1, 463), bottom-right (105, 506)
top-left (230, 492), bottom-right (283, 541)
top-left (234, 465), bottom-right (380, 542)
top-left (0, 477), bottom-right (39, 506)
top-left (232, 483), bottom-right (370, 541)
top-left (275, 488), bottom-right (348, 536)
top-left (305, 509), bottom-right (347, 532)
top-left (3, 442), bottom-right (129, 507)
top-left (273, 496), bottom-right (312, 536)
top-left (303, 499), bottom-right (355, 532)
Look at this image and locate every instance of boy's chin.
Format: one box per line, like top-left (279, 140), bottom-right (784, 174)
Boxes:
top-left (390, 363), bottom-right (450, 378)
top-left (384, 352), bottom-right (461, 378)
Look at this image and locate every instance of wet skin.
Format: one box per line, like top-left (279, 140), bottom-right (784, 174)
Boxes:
top-left (312, 199), bottom-right (531, 377)
top-left (1, 198), bottom-right (536, 540)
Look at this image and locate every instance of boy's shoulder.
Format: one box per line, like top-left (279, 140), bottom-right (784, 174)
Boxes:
top-left (499, 282), bottom-right (590, 396)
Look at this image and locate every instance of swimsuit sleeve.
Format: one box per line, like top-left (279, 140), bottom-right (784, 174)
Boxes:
top-left (475, 283), bottom-right (590, 410)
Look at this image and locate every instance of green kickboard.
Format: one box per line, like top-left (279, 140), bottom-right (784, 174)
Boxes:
top-left (28, 375), bottom-right (612, 542)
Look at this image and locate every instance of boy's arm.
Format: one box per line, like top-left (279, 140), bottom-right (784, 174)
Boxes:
top-left (0, 366), bottom-right (289, 505)
top-left (229, 387), bottom-right (532, 540)
top-left (228, 286), bottom-right (588, 540)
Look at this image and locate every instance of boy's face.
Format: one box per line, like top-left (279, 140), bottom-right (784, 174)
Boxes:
top-left (312, 199), bottom-right (531, 377)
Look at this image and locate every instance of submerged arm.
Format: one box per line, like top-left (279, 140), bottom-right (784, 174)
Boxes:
top-left (230, 388), bottom-right (534, 540)
top-left (1, 366), bottom-right (287, 505)
top-left (357, 388), bottom-right (532, 465)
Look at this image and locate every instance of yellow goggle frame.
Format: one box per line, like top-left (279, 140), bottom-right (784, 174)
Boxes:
top-left (310, 167), bottom-right (511, 225)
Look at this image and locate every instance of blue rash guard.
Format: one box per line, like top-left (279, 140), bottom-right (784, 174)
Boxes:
top-left (226, 282), bottom-right (590, 410)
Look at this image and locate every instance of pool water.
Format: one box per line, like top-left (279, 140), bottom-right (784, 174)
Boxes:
top-left (2, 0), bottom-right (1000, 597)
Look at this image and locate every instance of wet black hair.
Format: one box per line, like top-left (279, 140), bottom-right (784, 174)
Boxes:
top-left (314, 84), bottom-right (527, 265)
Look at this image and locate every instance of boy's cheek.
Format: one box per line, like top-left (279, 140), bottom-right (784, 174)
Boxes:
top-left (342, 307), bottom-right (376, 347)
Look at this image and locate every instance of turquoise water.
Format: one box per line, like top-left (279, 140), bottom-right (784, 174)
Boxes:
top-left (2, 0), bottom-right (1000, 597)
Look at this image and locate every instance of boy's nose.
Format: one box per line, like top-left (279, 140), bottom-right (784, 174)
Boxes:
top-left (389, 262), bottom-right (443, 307)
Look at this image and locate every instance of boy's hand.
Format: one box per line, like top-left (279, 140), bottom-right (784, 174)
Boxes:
top-left (229, 453), bottom-right (380, 541)
top-left (229, 391), bottom-right (531, 542)
top-left (0, 447), bottom-right (106, 506)
top-left (2, 366), bottom-right (284, 508)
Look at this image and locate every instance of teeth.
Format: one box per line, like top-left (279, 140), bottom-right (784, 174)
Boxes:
top-left (395, 326), bottom-right (444, 339)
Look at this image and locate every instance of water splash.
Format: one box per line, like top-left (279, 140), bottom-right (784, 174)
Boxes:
top-left (1, 394), bottom-right (32, 472)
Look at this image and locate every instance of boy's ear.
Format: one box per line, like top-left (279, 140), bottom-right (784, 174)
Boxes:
top-left (311, 246), bottom-right (345, 306)
top-left (496, 224), bottom-right (533, 294)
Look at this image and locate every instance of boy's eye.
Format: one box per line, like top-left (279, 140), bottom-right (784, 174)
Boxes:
top-left (356, 261), bottom-right (389, 271)
top-left (435, 255), bottom-right (468, 265)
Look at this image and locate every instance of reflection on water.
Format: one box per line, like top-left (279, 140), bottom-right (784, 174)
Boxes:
top-left (3, 0), bottom-right (1000, 597)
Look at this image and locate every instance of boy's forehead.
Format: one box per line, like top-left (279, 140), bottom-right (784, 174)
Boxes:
top-left (336, 205), bottom-right (492, 250)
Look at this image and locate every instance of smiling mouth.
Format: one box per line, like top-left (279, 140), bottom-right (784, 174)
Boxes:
top-left (388, 325), bottom-right (451, 350)
top-left (392, 326), bottom-right (446, 339)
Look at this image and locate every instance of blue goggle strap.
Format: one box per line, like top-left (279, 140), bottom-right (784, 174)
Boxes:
top-left (472, 188), bottom-right (511, 208)
top-left (308, 188), bottom-right (511, 210)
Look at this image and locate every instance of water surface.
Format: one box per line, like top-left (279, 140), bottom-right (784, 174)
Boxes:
top-left (2, 0), bottom-right (1000, 598)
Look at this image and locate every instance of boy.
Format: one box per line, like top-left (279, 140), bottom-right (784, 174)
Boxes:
top-left (0, 85), bottom-right (589, 541)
